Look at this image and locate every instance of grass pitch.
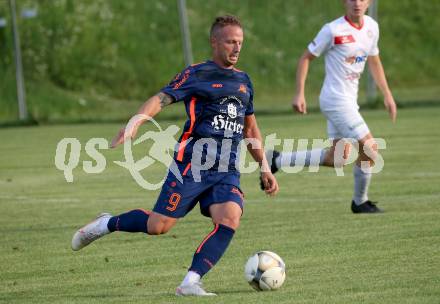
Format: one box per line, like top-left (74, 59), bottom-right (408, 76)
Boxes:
top-left (0, 107), bottom-right (439, 303)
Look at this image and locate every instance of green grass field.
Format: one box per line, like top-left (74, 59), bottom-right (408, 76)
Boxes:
top-left (1, 106), bottom-right (439, 303)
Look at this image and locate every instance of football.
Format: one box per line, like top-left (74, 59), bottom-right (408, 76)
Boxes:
top-left (244, 251), bottom-right (286, 291)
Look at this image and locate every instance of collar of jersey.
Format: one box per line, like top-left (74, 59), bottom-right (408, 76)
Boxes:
top-left (207, 60), bottom-right (238, 72)
top-left (344, 15), bottom-right (364, 30)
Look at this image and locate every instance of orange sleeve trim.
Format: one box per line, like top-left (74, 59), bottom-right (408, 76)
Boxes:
top-left (191, 61), bottom-right (206, 67)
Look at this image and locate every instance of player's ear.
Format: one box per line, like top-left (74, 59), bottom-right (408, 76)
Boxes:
top-left (210, 27), bottom-right (220, 48)
top-left (210, 36), bottom-right (217, 50)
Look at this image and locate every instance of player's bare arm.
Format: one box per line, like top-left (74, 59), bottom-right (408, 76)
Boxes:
top-left (157, 92), bottom-right (174, 108)
top-left (292, 50), bottom-right (316, 114)
top-left (111, 92), bottom-right (174, 148)
top-left (243, 114), bottom-right (279, 195)
top-left (368, 55), bottom-right (397, 122)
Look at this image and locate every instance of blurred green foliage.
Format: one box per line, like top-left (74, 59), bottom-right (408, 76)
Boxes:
top-left (0, 0), bottom-right (439, 122)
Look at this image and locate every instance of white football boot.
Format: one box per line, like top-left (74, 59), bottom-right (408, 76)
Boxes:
top-left (175, 282), bottom-right (216, 296)
top-left (71, 213), bottom-right (112, 251)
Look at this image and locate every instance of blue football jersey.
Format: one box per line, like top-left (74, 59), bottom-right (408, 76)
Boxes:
top-left (161, 60), bottom-right (254, 171)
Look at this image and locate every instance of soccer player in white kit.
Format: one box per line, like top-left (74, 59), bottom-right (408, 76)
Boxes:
top-left (265, 0), bottom-right (397, 213)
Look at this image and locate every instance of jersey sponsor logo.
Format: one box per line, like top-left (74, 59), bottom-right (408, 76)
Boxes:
top-left (345, 55), bottom-right (367, 64)
top-left (211, 114), bottom-right (244, 134)
top-left (334, 35), bottom-right (355, 44)
top-left (212, 83), bottom-right (223, 88)
top-left (238, 84), bottom-right (247, 93)
top-left (211, 96), bottom-right (245, 135)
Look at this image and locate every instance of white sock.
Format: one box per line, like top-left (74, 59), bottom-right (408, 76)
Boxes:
top-left (98, 216), bottom-right (110, 234)
top-left (181, 271), bottom-right (201, 286)
top-left (276, 149), bottom-right (326, 168)
top-left (353, 164), bottom-right (372, 205)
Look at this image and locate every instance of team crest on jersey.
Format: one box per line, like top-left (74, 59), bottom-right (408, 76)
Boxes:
top-left (227, 103), bottom-right (237, 119)
top-left (219, 95), bottom-right (244, 108)
top-left (367, 30), bottom-right (373, 38)
top-left (334, 35), bottom-right (355, 44)
top-left (238, 84), bottom-right (247, 93)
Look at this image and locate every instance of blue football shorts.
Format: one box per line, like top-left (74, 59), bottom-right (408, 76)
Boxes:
top-left (153, 161), bottom-right (244, 218)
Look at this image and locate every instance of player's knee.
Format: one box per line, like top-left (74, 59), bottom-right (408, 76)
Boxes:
top-left (147, 225), bottom-right (170, 235)
top-left (359, 150), bottom-right (377, 163)
top-left (147, 226), bottom-right (163, 235)
top-left (325, 151), bottom-right (348, 167)
top-left (147, 216), bottom-right (175, 235)
top-left (359, 141), bottom-right (378, 162)
top-left (324, 142), bottom-right (351, 167)
top-left (148, 229), bottom-right (161, 235)
top-left (214, 216), bottom-right (240, 230)
top-left (224, 219), bottom-right (240, 230)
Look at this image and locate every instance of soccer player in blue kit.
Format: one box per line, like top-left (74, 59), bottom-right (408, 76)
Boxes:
top-left (71, 15), bottom-right (279, 296)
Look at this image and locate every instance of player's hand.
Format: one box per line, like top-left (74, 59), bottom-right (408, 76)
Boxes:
top-left (110, 121), bottom-right (141, 148)
top-left (384, 94), bottom-right (397, 123)
top-left (292, 94), bottom-right (307, 114)
top-left (260, 172), bottom-right (279, 196)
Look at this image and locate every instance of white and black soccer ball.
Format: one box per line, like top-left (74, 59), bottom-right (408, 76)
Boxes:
top-left (244, 250), bottom-right (286, 291)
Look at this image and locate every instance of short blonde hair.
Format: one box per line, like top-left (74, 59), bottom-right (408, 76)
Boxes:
top-left (210, 15), bottom-right (242, 39)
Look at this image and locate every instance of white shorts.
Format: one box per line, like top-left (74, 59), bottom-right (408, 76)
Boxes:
top-left (321, 108), bottom-right (370, 140)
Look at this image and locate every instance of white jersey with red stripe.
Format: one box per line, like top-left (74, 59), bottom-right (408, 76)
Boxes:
top-left (308, 15), bottom-right (379, 110)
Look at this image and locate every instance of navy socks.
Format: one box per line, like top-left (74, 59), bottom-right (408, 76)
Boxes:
top-left (107, 211), bottom-right (235, 278)
top-left (189, 224), bottom-right (235, 277)
top-left (107, 209), bottom-right (150, 234)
